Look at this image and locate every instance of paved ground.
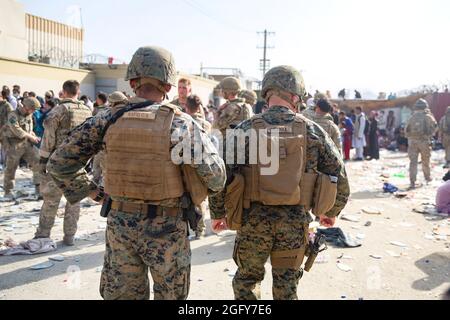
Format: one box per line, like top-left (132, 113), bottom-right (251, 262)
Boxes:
top-left (0, 150), bottom-right (449, 300)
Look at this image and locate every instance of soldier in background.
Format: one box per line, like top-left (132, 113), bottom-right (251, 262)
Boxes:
top-left (47, 46), bottom-right (226, 300)
top-left (34, 80), bottom-right (92, 246)
top-left (213, 77), bottom-right (253, 137)
top-left (405, 99), bottom-right (438, 189)
top-left (93, 92), bottom-right (108, 116)
top-left (439, 106), bottom-right (450, 168)
top-left (239, 90), bottom-right (258, 109)
top-left (2, 97), bottom-right (41, 199)
top-left (92, 91), bottom-right (128, 186)
top-left (185, 94), bottom-right (212, 239)
top-left (210, 66), bottom-right (350, 300)
top-left (0, 89), bottom-right (14, 169)
top-left (171, 78), bottom-right (192, 112)
top-left (303, 98), bottom-right (342, 152)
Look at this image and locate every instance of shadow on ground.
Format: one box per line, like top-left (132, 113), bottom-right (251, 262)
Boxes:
top-left (412, 252), bottom-right (450, 292)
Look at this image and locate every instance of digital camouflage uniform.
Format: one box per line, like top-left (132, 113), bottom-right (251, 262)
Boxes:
top-left (189, 112), bottom-right (212, 237)
top-left (303, 112), bottom-right (342, 152)
top-left (2, 102), bottom-right (40, 194)
top-left (171, 98), bottom-right (186, 111)
top-left (239, 90), bottom-right (258, 107)
top-left (210, 66), bottom-right (350, 300)
top-left (0, 100), bottom-right (14, 166)
top-left (48, 97), bottom-right (226, 299)
top-left (35, 98), bottom-right (92, 241)
top-left (213, 98), bottom-right (253, 135)
top-left (439, 107), bottom-right (450, 166)
top-left (405, 100), bottom-right (437, 186)
top-left (48, 46), bottom-right (226, 300)
top-left (92, 105), bottom-right (109, 185)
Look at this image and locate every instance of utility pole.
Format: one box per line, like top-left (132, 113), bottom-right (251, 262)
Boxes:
top-left (257, 29), bottom-right (275, 78)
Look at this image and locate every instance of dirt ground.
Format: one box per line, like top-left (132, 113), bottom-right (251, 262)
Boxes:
top-left (0, 149), bottom-right (449, 300)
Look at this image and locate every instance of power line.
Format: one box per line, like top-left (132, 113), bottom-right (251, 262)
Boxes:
top-left (257, 30), bottom-right (275, 77)
top-left (181, 0), bottom-right (254, 33)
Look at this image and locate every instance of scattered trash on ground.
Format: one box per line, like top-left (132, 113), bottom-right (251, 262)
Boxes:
top-left (362, 207), bottom-right (382, 215)
top-left (340, 215), bottom-right (360, 222)
top-left (390, 241), bottom-right (408, 248)
top-left (317, 228), bottom-right (362, 248)
top-left (29, 261), bottom-right (54, 270)
top-left (49, 255), bottom-right (65, 262)
top-left (336, 261), bottom-right (352, 272)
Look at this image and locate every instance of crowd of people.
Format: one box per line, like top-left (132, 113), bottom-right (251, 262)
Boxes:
top-left (0, 50), bottom-right (449, 301)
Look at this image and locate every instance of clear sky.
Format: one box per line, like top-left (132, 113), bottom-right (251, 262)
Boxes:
top-left (19, 0), bottom-right (450, 97)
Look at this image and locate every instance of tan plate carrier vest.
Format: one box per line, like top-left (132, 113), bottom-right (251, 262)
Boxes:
top-left (104, 104), bottom-right (207, 205)
top-left (242, 114), bottom-right (307, 208)
top-left (56, 101), bottom-right (92, 146)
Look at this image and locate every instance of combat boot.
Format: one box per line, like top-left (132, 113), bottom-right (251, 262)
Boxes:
top-left (63, 235), bottom-right (75, 246)
top-left (34, 185), bottom-right (43, 201)
top-left (1, 192), bottom-right (14, 201)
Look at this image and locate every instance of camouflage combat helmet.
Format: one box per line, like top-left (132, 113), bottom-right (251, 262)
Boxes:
top-left (125, 46), bottom-right (177, 86)
top-left (261, 65), bottom-right (306, 100)
top-left (219, 77), bottom-right (241, 92)
top-left (22, 97), bottom-right (41, 110)
top-left (108, 91), bottom-right (128, 105)
top-left (239, 90), bottom-right (258, 104)
top-left (314, 92), bottom-right (327, 103)
top-left (414, 98), bottom-right (429, 110)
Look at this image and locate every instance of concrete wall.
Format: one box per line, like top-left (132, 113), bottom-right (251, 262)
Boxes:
top-left (0, 57), bottom-right (96, 98)
top-left (0, 0), bottom-right (28, 60)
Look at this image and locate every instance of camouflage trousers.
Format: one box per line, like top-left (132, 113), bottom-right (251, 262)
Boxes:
top-left (92, 150), bottom-right (106, 186)
top-left (195, 198), bottom-right (209, 233)
top-left (443, 135), bottom-right (450, 163)
top-left (3, 141), bottom-right (39, 194)
top-left (0, 138), bottom-right (9, 166)
top-left (100, 208), bottom-right (191, 300)
top-left (34, 174), bottom-right (80, 238)
top-left (408, 139), bottom-right (431, 184)
top-left (232, 203), bottom-right (311, 300)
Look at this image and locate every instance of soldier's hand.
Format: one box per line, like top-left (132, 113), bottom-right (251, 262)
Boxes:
top-left (28, 134), bottom-right (40, 144)
top-left (211, 218), bottom-right (228, 233)
top-left (89, 189), bottom-right (105, 204)
top-left (319, 216), bottom-right (336, 228)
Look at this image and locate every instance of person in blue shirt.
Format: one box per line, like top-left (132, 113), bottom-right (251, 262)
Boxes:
top-left (33, 99), bottom-right (56, 147)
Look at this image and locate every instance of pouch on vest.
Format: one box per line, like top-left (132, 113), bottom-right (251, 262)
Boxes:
top-left (225, 173), bottom-right (245, 231)
top-left (299, 172), bottom-right (318, 210)
top-left (182, 165), bottom-right (208, 207)
top-left (312, 173), bottom-right (338, 217)
top-left (408, 114), bottom-right (427, 137)
top-left (270, 247), bottom-right (306, 269)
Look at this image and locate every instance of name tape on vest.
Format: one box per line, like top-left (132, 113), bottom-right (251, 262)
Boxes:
top-left (123, 112), bottom-right (156, 120)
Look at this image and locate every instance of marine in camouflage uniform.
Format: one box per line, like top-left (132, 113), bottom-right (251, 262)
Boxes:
top-left (303, 98), bottom-right (342, 152)
top-left (92, 92), bottom-right (129, 186)
top-left (210, 66), bottom-right (350, 300)
top-left (239, 90), bottom-right (258, 108)
top-left (439, 106), bottom-right (450, 168)
top-left (0, 97), bottom-right (14, 167)
top-left (213, 77), bottom-right (254, 136)
top-left (35, 88), bottom-right (92, 245)
top-left (2, 98), bottom-right (41, 197)
top-left (47, 46), bottom-right (226, 300)
top-left (405, 99), bottom-right (438, 188)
